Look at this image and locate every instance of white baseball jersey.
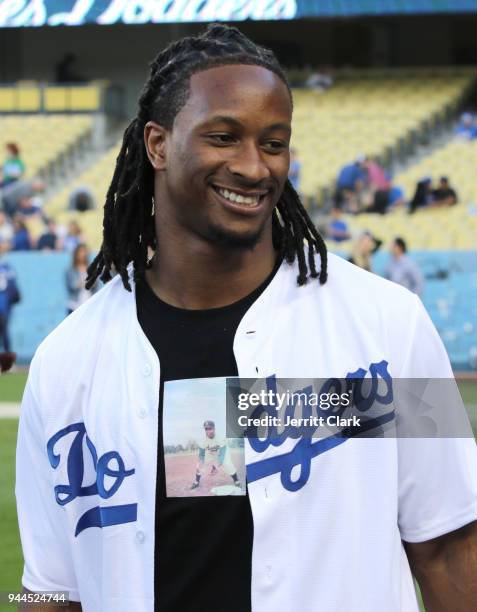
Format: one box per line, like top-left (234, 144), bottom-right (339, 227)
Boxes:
top-left (16, 253), bottom-right (477, 611)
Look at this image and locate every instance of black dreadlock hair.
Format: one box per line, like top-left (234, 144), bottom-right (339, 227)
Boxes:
top-left (86, 23), bottom-right (327, 292)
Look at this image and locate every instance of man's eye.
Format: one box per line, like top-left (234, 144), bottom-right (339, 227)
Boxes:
top-left (208, 134), bottom-right (236, 144)
top-left (264, 140), bottom-right (287, 152)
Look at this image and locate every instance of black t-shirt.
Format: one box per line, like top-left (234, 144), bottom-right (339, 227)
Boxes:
top-left (433, 186), bottom-right (457, 202)
top-left (136, 260), bottom-right (280, 612)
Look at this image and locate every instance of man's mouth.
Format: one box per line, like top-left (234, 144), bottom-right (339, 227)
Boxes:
top-left (212, 185), bottom-right (268, 208)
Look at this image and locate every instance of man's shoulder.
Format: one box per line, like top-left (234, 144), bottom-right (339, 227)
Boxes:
top-left (277, 253), bottom-right (419, 337)
top-left (318, 252), bottom-right (417, 304)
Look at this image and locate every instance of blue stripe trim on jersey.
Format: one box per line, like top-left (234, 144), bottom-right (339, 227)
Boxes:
top-left (75, 503), bottom-right (138, 537)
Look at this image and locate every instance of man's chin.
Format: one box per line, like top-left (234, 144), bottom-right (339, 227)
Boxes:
top-left (206, 223), bottom-right (264, 250)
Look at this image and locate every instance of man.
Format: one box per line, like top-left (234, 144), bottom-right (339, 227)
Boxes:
top-left (361, 158), bottom-right (393, 215)
top-left (433, 176), bottom-right (458, 207)
top-left (16, 25), bottom-right (477, 612)
top-left (335, 155), bottom-right (367, 212)
top-left (409, 176), bottom-right (433, 214)
top-left (455, 111), bottom-right (477, 140)
top-left (0, 142), bottom-right (25, 187)
top-left (326, 206), bottom-right (351, 242)
top-left (1, 178), bottom-right (45, 218)
top-left (37, 218), bottom-right (60, 251)
top-left (190, 420), bottom-right (241, 490)
top-left (385, 237), bottom-right (424, 296)
top-left (0, 242), bottom-right (20, 370)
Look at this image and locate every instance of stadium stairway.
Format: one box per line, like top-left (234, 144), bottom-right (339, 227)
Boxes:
top-left (41, 136), bottom-right (123, 248)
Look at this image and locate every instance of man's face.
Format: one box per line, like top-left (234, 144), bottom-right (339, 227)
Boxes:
top-left (205, 425), bottom-right (215, 439)
top-left (151, 64), bottom-right (292, 249)
top-left (391, 242), bottom-right (402, 258)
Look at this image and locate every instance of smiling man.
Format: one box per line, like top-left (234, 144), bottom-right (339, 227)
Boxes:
top-left (16, 24), bottom-right (477, 612)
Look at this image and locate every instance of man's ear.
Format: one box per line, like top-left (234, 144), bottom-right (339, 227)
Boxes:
top-left (144, 121), bottom-right (168, 170)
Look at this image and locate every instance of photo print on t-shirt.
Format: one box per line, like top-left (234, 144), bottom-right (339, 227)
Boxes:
top-left (163, 377), bottom-right (245, 497)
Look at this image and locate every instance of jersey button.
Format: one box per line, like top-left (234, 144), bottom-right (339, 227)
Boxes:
top-left (136, 530), bottom-right (145, 543)
top-left (137, 407), bottom-right (147, 419)
top-left (142, 363), bottom-right (152, 376)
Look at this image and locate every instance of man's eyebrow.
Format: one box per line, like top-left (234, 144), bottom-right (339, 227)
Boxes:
top-left (201, 115), bottom-right (291, 133)
top-left (264, 122), bottom-right (292, 134)
top-left (201, 115), bottom-right (243, 128)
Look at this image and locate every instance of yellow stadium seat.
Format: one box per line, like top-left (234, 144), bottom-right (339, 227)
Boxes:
top-left (69, 87), bottom-right (101, 111)
top-left (0, 88), bottom-right (16, 112)
top-left (44, 88), bottom-right (69, 111)
top-left (17, 87), bottom-right (41, 112)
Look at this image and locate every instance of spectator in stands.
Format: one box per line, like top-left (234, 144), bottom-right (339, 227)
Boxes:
top-left (0, 211), bottom-right (14, 250)
top-left (62, 220), bottom-right (84, 252)
top-left (387, 185), bottom-right (406, 210)
top-left (288, 148), bottom-right (302, 193)
top-left (17, 196), bottom-right (42, 219)
top-left (56, 52), bottom-right (85, 83)
top-left (335, 156), bottom-right (367, 213)
top-left (361, 158), bottom-right (392, 214)
top-left (11, 217), bottom-right (32, 251)
top-left (0, 143), bottom-right (25, 188)
top-left (305, 70), bottom-right (333, 92)
top-left (1, 178), bottom-right (45, 218)
top-left (384, 237), bottom-right (424, 296)
top-left (66, 244), bottom-right (96, 314)
top-left (409, 177), bottom-right (434, 214)
top-left (455, 112), bottom-right (477, 140)
top-left (365, 158), bottom-right (390, 193)
top-left (0, 243), bottom-right (20, 361)
top-left (68, 185), bottom-right (96, 211)
top-left (348, 231), bottom-right (382, 273)
top-left (326, 207), bottom-right (351, 242)
top-left (37, 218), bottom-right (60, 251)
top-left (432, 176), bottom-right (458, 207)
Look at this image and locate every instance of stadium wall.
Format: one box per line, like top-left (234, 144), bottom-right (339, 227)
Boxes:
top-left (5, 251), bottom-right (477, 372)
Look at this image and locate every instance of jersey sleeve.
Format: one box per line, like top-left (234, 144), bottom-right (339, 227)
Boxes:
top-left (15, 355), bottom-right (80, 600)
top-left (397, 296), bottom-right (477, 542)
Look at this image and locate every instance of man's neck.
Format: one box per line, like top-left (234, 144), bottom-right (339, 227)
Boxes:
top-left (145, 229), bottom-right (277, 310)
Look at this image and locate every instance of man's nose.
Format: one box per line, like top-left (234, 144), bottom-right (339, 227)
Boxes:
top-left (227, 142), bottom-right (271, 183)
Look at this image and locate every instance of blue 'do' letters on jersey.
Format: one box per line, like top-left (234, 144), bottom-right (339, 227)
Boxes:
top-left (47, 423), bottom-right (137, 536)
top-left (245, 360), bottom-right (394, 492)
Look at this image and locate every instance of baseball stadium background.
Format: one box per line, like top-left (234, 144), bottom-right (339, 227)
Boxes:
top-left (1, 1), bottom-right (477, 609)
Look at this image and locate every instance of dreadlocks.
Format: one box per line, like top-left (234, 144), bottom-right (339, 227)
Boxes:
top-left (86, 23), bottom-right (328, 291)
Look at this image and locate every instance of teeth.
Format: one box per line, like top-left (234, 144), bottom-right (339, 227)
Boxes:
top-left (217, 187), bottom-right (260, 206)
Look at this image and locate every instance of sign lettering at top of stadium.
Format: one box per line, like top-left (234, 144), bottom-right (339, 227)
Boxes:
top-left (0, 0), bottom-right (297, 27)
